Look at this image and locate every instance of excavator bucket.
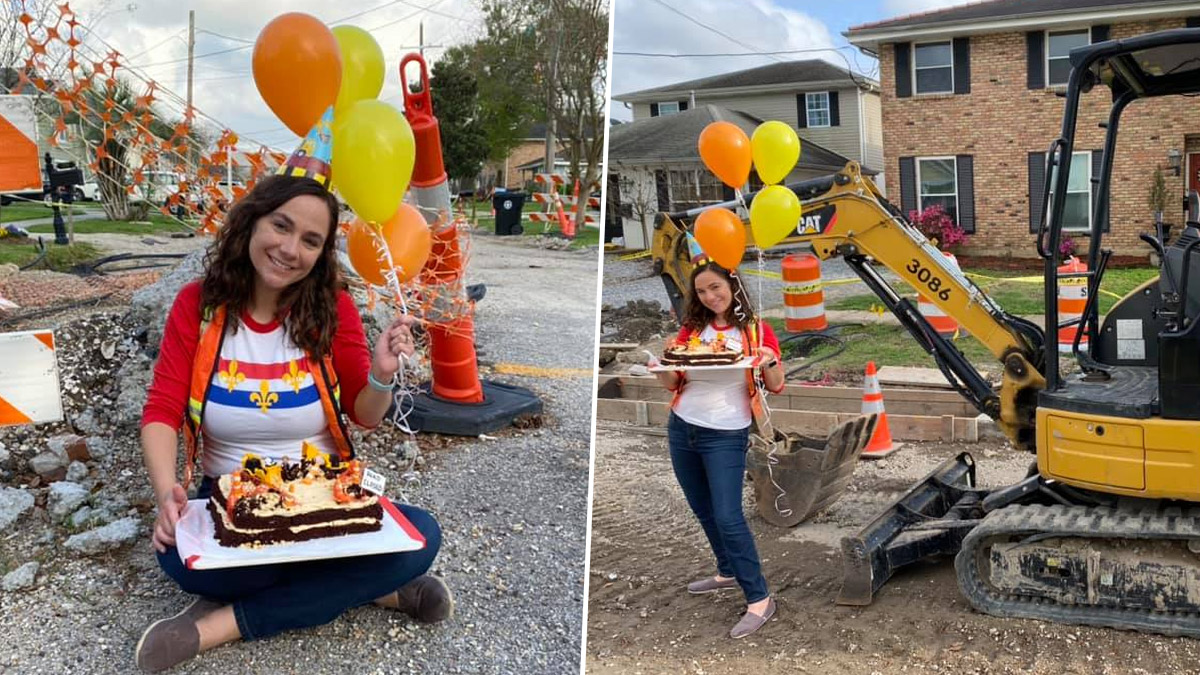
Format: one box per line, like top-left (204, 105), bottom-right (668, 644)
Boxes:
top-left (837, 452), bottom-right (985, 606)
top-left (745, 414), bottom-right (878, 528)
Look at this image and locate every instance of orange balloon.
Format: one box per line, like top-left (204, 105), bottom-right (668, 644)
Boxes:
top-left (698, 121), bottom-right (752, 189)
top-left (347, 203), bottom-right (433, 286)
top-left (693, 208), bottom-right (746, 270)
top-left (252, 13), bottom-right (342, 136)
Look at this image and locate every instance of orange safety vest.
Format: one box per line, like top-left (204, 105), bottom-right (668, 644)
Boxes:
top-left (669, 321), bottom-right (767, 422)
top-left (181, 305), bottom-right (355, 488)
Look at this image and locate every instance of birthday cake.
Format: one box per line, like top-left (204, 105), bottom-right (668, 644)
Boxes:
top-left (661, 334), bottom-right (743, 366)
top-left (206, 444), bottom-right (383, 548)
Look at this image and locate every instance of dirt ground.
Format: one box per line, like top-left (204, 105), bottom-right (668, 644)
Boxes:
top-left (585, 424), bottom-right (1200, 675)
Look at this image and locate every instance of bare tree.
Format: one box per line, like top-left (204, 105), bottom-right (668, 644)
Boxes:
top-left (614, 162), bottom-right (661, 247)
top-left (545, 0), bottom-right (607, 189)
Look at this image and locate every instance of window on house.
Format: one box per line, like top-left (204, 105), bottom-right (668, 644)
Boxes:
top-left (917, 157), bottom-right (958, 222)
top-left (1050, 152), bottom-right (1091, 230)
top-left (914, 42), bottom-right (953, 94)
top-left (668, 169), bottom-right (723, 211)
top-left (1047, 29), bottom-right (1089, 86)
top-left (806, 92), bottom-right (830, 127)
top-left (656, 101), bottom-right (680, 116)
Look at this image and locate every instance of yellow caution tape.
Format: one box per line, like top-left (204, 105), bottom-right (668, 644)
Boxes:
top-left (618, 250), bottom-right (653, 261)
top-left (963, 271), bottom-right (1123, 299)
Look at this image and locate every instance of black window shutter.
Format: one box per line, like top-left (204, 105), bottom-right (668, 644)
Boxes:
top-left (722, 184), bottom-right (735, 201)
top-left (1092, 150), bottom-right (1109, 233)
top-left (1091, 25), bottom-right (1110, 43)
top-left (1029, 152), bottom-right (1046, 233)
top-left (1188, 17), bottom-right (1200, 28)
top-left (953, 37), bottom-right (971, 94)
top-left (654, 170), bottom-right (669, 212)
top-left (899, 157), bottom-right (917, 218)
top-left (796, 93), bottom-right (808, 128)
top-left (829, 91), bottom-right (840, 126)
top-left (955, 155), bottom-right (975, 233)
top-left (679, 99), bottom-right (689, 111)
top-left (895, 43), bottom-right (912, 98)
top-left (650, 103), bottom-right (659, 117)
top-left (1027, 31), bottom-right (1045, 90)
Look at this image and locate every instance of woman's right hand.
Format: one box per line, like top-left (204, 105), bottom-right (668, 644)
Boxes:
top-left (152, 484), bottom-right (188, 553)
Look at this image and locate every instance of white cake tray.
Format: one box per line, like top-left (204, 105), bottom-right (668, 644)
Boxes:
top-left (648, 355), bottom-right (760, 372)
top-left (175, 496), bottom-right (425, 570)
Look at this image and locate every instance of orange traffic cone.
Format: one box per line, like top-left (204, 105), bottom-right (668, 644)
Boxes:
top-left (861, 361), bottom-right (900, 458)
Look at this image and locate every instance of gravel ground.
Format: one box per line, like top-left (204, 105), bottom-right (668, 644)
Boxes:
top-left (0, 232), bottom-right (599, 674)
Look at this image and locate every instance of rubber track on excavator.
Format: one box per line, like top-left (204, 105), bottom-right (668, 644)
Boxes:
top-left (957, 503), bottom-right (1200, 637)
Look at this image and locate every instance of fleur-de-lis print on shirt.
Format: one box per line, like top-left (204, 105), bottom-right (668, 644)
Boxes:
top-left (249, 379), bottom-right (279, 413)
top-left (281, 359), bottom-right (307, 394)
top-left (219, 360), bottom-right (246, 392)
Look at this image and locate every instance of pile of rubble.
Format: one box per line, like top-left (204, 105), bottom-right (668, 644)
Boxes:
top-left (599, 299), bottom-right (676, 344)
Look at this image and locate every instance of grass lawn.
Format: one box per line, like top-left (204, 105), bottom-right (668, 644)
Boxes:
top-left (767, 318), bottom-right (999, 378)
top-left (1, 203), bottom-right (89, 223)
top-left (827, 266), bottom-right (1160, 316)
top-left (0, 237), bottom-right (101, 271)
top-left (26, 214), bottom-right (192, 236)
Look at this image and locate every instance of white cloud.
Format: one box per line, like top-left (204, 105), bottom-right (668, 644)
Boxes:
top-left (610, 0), bottom-right (853, 121)
top-left (881, 0), bottom-right (974, 18)
top-left (61, 0), bottom-right (483, 149)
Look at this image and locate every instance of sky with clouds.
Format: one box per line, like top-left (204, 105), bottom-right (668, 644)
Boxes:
top-left (60, 0), bottom-right (484, 151)
top-left (609, 0), bottom-right (973, 121)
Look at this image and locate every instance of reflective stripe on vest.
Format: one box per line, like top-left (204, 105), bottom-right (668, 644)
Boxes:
top-left (180, 305), bottom-right (355, 488)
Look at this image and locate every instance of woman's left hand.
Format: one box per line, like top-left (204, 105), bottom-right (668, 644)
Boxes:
top-left (371, 314), bottom-right (419, 380)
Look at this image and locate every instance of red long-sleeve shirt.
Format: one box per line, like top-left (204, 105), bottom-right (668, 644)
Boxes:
top-left (140, 281), bottom-right (372, 431)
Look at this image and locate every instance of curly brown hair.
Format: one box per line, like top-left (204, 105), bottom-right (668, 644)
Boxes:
top-left (201, 175), bottom-right (342, 357)
top-left (682, 262), bottom-right (758, 333)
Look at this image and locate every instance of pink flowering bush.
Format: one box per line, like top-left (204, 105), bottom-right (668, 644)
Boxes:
top-left (1058, 235), bottom-right (1078, 260)
top-left (908, 204), bottom-right (968, 249)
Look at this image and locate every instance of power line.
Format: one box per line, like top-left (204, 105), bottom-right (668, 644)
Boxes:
top-left (646, 0), bottom-right (784, 64)
top-left (332, 0), bottom-right (406, 24)
top-left (615, 45), bottom-right (859, 58)
top-left (196, 28), bottom-right (253, 44)
top-left (137, 44), bottom-right (250, 68)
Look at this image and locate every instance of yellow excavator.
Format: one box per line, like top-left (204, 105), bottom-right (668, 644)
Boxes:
top-left (649, 28), bottom-right (1200, 636)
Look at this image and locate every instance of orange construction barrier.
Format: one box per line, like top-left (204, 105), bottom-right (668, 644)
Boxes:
top-left (781, 252), bottom-right (827, 332)
top-left (403, 54), bottom-right (483, 404)
top-left (860, 361), bottom-right (898, 458)
top-left (918, 251), bottom-right (961, 337)
top-left (1057, 256), bottom-right (1089, 353)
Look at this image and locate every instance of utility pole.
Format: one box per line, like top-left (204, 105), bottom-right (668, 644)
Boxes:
top-left (544, 20), bottom-right (561, 182)
top-left (419, 21), bottom-right (424, 58)
top-left (186, 10), bottom-right (195, 117)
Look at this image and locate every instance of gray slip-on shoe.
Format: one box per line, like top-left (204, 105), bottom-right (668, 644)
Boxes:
top-left (387, 574), bottom-right (455, 624)
top-left (134, 611), bottom-right (201, 672)
top-left (730, 597), bottom-right (777, 639)
top-left (687, 576), bottom-right (740, 594)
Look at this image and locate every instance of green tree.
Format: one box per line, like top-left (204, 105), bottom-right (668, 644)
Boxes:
top-left (429, 55), bottom-right (490, 187)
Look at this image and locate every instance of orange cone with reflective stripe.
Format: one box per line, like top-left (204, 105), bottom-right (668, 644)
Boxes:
top-left (861, 361), bottom-right (898, 458)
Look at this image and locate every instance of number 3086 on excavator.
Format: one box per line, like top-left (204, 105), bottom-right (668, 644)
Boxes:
top-left (650, 27), bottom-right (1200, 638)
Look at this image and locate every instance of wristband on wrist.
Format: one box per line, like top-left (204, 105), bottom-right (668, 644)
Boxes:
top-left (367, 370), bottom-right (396, 392)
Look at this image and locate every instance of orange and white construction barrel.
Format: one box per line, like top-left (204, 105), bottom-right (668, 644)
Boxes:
top-left (0, 330), bottom-right (63, 426)
top-left (781, 252), bottom-right (826, 332)
top-left (918, 251), bottom-right (961, 337)
top-left (1057, 256), bottom-right (1089, 353)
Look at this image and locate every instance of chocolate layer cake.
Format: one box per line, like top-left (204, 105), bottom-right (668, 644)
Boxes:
top-left (661, 341), bottom-right (742, 366)
top-left (206, 449), bottom-right (382, 548)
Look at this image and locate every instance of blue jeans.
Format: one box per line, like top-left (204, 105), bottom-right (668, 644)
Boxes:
top-left (667, 412), bottom-right (768, 603)
top-left (156, 476), bottom-right (442, 640)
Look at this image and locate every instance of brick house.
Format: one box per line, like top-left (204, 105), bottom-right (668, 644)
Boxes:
top-left (612, 60), bottom-right (885, 189)
top-left (846, 0), bottom-right (1200, 257)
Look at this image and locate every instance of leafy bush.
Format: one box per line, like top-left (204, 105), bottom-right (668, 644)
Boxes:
top-left (908, 204), bottom-right (968, 249)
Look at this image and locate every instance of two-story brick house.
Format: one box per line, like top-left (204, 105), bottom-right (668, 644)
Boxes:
top-left (846, 0), bottom-right (1200, 257)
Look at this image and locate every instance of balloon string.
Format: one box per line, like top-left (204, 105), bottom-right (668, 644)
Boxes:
top-left (368, 224), bottom-right (409, 316)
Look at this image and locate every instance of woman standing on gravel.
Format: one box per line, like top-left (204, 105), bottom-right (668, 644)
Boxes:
top-left (651, 248), bottom-right (786, 639)
top-left (136, 175), bottom-right (451, 673)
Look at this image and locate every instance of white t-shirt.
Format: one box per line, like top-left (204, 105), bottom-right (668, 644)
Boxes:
top-left (200, 315), bottom-right (337, 478)
top-left (672, 324), bottom-right (752, 430)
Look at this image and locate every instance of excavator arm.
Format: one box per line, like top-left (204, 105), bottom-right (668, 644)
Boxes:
top-left (651, 161), bottom-right (1046, 451)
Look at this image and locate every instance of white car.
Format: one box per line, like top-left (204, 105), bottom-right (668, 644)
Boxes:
top-left (74, 180), bottom-right (100, 202)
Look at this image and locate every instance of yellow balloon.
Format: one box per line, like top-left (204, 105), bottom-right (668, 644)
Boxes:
top-left (332, 100), bottom-right (415, 224)
top-left (751, 121), bottom-right (801, 185)
top-left (331, 26), bottom-right (385, 114)
top-left (749, 184), bottom-right (802, 250)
